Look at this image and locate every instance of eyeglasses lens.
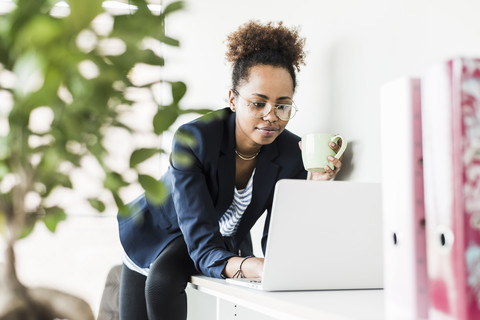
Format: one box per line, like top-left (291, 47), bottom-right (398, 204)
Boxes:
top-left (248, 103), bottom-right (295, 121)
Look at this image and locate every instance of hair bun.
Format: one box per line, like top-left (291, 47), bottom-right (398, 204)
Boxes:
top-left (225, 20), bottom-right (306, 71)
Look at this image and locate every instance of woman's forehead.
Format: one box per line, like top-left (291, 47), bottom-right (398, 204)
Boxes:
top-left (238, 65), bottom-right (294, 98)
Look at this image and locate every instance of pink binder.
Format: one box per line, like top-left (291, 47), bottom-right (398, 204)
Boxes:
top-left (422, 58), bottom-right (480, 320)
top-left (381, 78), bottom-right (429, 320)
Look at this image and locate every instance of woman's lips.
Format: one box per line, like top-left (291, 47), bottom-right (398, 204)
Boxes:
top-left (256, 126), bottom-right (279, 136)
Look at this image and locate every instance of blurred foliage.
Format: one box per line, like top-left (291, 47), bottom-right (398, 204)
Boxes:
top-left (0, 0), bottom-right (205, 240)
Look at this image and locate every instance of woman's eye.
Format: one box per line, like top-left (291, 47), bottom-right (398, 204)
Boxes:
top-left (276, 104), bottom-right (290, 111)
top-left (251, 102), bottom-right (267, 108)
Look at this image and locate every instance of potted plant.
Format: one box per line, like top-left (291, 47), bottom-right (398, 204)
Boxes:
top-left (0, 0), bottom-right (200, 318)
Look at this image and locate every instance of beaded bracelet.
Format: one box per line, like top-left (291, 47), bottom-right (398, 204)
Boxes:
top-left (233, 256), bottom-right (252, 278)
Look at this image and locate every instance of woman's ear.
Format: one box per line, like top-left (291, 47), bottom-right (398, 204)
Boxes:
top-left (228, 89), bottom-right (236, 112)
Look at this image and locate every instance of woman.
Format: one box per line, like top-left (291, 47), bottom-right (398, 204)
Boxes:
top-left (118, 20), bottom-right (343, 320)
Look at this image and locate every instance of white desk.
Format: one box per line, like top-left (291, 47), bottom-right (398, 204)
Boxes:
top-left (188, 275), bottom-right (385, 320)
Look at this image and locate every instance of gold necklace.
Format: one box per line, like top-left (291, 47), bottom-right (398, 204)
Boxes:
top-left (235, 149), bottom-right (259, 161)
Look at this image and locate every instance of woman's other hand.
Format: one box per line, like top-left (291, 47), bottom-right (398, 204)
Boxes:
top-left (298, 140), bottom-right (344, 181)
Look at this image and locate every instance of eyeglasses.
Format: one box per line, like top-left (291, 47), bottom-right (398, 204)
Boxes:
top-left (233, 90), bottom-right (298, 121)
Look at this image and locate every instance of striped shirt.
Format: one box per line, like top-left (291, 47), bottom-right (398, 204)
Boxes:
top-left (219, 169), bottom-right (255, 236)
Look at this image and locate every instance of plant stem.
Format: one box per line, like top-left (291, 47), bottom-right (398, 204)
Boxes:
top-left (5, 239), bottom-right (24, 291)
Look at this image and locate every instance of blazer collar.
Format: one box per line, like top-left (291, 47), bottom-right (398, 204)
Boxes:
top-left (216, 110), bottom-right (236, 214)
top-left (220, 109), bottom-right (236, 156)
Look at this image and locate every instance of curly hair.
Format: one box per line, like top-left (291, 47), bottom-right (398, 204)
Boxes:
top-left (225, 20), bottom-right (306, 91)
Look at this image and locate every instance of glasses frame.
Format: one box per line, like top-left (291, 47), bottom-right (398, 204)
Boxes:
top-left (232, 89), bottom-right (298, 121)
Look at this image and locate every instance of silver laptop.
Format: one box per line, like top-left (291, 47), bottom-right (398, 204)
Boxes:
top-left (226, 179), bottom-right (383, 291)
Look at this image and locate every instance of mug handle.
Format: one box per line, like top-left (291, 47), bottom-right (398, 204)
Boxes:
top-left (330, 135), bottom-right (347, 159)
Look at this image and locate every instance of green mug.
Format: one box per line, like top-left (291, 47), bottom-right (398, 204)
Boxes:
top-left (301, 133), bottom-right (347, 172)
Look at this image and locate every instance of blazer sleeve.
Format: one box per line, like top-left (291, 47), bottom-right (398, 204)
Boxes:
top-left (169, 123), bottom-right (236, 278)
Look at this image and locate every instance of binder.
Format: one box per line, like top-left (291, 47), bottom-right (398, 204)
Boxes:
top-left (381, 77), bottom-right (429, 320)
top-left (422, 58), bottom-right (480, 320)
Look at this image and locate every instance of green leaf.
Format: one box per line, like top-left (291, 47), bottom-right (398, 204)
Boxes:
top-left (175, 131), bottom-right (197, 148)
top-left (180, 108), bottom-right (212, 115)
top-left (111, 8), bottom-right (158, 43)
top-left (158, 35), bottom-right (180, 47)
top-left (171, 81), bottom-right (186, 103)
top-left (67, 0), bottom-right (103, 30)
top-left (43, 207), bottom-right (67, 233)
top-left (57, 173), bottom-right (73, 189)
top-left (114, 193), bottom-right (128, 217)
top-left (162, 1), bottom-right (185, 16)
top-left (88, 198), bottom-right (106, 213)
top-left (19, 224), bottom-right (36, 239)
top-left (171, 150), bottom-right (194, 169)
top-left (130, 148), bottom-right (159, 168)
top-left (153, 106), bottom-right (178, 134)
top-left (0, 161), bottom-right (9, 180)
top-left (37, 148), bottom-right (62, 178)
top-left (139, 50), bottom-right (165, 66)
top-left (104, 171), bottom-right (129, 192)
top-left (138, 174), bottom-right (167, 205)
top-left (129, 0), bottom-right (150, 15)
top-left (16, 15), bottom-right (63, 49)
top-left (197, 108), bottom-right (228, 122)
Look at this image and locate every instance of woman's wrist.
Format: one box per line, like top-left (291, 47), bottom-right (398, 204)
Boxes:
top-left (232, 256), bottom-right (252, 278)
top-left (223, 256), bottom-right (264, 278)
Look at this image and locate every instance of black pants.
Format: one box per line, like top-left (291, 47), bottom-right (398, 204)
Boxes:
top-left (119, 236), bottom-right (197, 320)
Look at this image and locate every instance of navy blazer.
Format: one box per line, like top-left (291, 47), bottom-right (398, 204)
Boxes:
top-left (118, 108), bottom-right (307, 278)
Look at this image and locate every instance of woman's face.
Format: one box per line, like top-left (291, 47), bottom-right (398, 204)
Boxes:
top-left (230, 65), bottom-right (294, 150)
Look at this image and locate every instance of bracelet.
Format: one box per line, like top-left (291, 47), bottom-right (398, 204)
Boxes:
top-left (233, 256), bottom-right (252, 279)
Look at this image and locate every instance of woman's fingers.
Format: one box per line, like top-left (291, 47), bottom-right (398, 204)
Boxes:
top-left (329, 141), bottom-right (344, 162)
top-left (328, 156), bottom-right (342, 173)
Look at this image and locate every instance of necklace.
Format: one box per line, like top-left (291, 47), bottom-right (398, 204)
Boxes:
top-left (235, 149), bottom-right (259, 161)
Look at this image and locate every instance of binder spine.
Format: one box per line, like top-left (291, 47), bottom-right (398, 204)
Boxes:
top-left (412, 79), bottom-right (429, 317)
top-left (423, 58), bottom-right (480, 320)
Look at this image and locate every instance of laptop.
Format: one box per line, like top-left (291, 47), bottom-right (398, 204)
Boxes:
top-left (226, 179), bottom-right (383, 291)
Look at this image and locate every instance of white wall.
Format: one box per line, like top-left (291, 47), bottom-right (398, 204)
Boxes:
top-left (164, 0), bottom-right (480, 182)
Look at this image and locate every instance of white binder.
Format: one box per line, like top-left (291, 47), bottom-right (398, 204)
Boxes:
top-left (381, 77), bottom-right (429, 320)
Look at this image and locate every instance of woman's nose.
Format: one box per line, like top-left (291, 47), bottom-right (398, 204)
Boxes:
top-left (262, 104), bottom-right (278, 122)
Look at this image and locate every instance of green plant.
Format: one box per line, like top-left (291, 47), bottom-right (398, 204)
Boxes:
top-left (0, 0), bottom-right (201, 317)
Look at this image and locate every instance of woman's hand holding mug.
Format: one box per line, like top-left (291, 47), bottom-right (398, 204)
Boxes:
top-left (299, 133), bottom-right (347, 181)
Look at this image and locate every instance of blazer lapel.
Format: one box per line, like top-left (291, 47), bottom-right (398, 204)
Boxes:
top-left (215, 111), bottom-right (236, 216)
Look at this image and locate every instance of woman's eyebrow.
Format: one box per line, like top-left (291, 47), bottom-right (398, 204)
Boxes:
top-left (252, 93), bottom-right (292, 101)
